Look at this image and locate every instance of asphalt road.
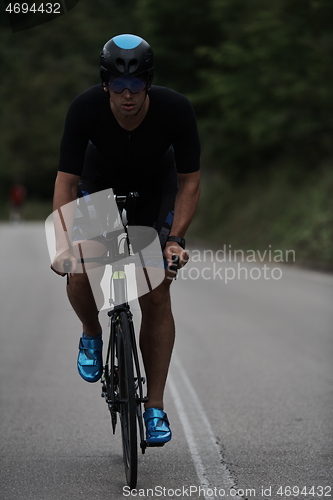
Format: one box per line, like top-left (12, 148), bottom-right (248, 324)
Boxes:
top-left (1, 223), bottom-right (332, 500)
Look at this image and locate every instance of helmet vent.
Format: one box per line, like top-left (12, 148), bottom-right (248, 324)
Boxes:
top-left (115, 58), bottom-right (125, 73)
top-left (129, 59), bottom-right (139, 73)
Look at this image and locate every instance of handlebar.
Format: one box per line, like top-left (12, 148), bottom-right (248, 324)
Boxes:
top-left (62, 255), bottom-right (180, 275)
top-left (169, 255), bottom-right (180, 275)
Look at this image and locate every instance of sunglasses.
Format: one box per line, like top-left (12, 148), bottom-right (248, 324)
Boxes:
top-left (107, 76), bottom-right (148, 94)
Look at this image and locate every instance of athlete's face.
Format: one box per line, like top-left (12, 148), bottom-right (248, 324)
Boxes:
top-left (109, 87), bottom-right (147, 118)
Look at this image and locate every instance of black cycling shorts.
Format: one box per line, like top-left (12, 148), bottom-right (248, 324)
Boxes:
top-left (72, 175), bottom-right (178, 253)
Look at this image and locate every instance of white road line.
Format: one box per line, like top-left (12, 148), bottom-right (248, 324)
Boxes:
top-left (168, 373), bottom-right (213, 498)
top-left (168, 352), bottom-right (242, 500)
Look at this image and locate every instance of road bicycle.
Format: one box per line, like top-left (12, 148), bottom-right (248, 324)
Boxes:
top-left (64, 192), bottom-right (178, 489)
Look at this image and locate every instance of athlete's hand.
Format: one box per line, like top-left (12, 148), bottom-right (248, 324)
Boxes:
top-left (50, 249), bottom-right (77, 277)
top-left (164, 241), bottom-right (189, 272)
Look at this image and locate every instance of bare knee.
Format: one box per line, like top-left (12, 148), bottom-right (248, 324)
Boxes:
top-left (67, 272), bottom-right (90, 294)
top-left (139, 276), bottom-right (172, 312)
top-left (67, 272), bottom-right (102, 308)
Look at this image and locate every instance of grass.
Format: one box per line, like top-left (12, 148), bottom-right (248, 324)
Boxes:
top-left (188, 163), bottom-right (333, 270)
top-left (0, 199), bottom-right (53, 222)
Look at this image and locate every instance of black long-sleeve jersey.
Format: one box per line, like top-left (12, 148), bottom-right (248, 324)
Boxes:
top-left (58, 84), bottom-right (201, 193)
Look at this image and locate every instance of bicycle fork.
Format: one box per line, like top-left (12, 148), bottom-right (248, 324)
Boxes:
top-left (101, 306), bottom-right (148, 453)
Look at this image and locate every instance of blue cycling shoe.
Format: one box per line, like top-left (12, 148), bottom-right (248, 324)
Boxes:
top-left (143, 408), bottom-right (172, 446)
top-left (77, 334), bottom-right (103, 383)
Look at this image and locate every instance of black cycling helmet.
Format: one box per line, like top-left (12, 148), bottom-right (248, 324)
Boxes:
top-left (100, 34), bottom-right (154, 86)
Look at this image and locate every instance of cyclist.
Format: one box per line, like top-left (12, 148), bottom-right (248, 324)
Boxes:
top-left (51, 34), bottom-right (200, 445)
top-left (9, 182), bottom-right (27, 222)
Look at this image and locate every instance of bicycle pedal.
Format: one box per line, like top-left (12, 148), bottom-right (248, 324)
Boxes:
top-left (146, 441), bottom-right (165, 448)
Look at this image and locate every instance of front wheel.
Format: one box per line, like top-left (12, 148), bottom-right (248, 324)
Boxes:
top-left (117, 311), bottom-right (138, 489)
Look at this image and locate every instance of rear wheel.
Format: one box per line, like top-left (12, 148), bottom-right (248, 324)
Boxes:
top-left (117, 311), bottom-right (138, 489)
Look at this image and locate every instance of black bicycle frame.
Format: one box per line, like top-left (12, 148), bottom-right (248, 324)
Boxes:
top-left (101, 209), bottom-right (148, 453)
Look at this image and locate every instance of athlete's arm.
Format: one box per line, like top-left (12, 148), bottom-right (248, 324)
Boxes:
top-left (164, 170), bottom-right (201, 268)
top-left (51, 171), bottom-right (80, 276)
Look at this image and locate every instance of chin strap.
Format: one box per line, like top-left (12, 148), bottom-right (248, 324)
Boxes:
top-left (133, 91), bottom-right (148, 117)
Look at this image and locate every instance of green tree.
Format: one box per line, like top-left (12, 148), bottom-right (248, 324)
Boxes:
top-left (135, 0), bottom-right (219, 93)
top-left (194, 0), bottom-right (333, 181)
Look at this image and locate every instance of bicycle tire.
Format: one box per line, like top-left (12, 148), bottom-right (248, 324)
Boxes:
top-left (117, 311), bottom-right (138, 489)
top-left (102, 329), bottom-right (118, 435)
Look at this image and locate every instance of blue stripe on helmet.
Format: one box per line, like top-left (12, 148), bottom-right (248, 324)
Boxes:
top-left (113, 34), bottom-right (142, 50)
